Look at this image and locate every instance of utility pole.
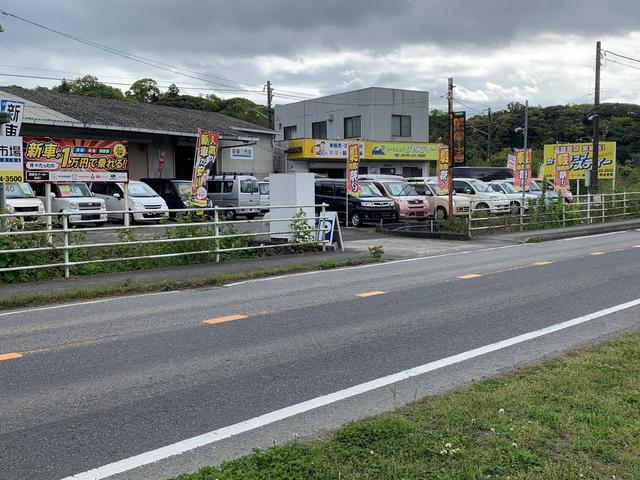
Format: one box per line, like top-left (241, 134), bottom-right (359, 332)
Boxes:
top-left (590, 41), bottom-right (601, 195)
top-left (447, 77), bottom-right (454, 217)
top-left (521, 100), bottom-right (528, 227)
top-left (264, 81), bottom-right (274, 130)
top-left (486, 107), bottom-right (492, 162)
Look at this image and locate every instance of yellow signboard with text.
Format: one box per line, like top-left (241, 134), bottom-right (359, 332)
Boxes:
top-left (365, 141), bottom-right (438, 161)
top-left (542, 142), bottom-right (616, 180)
top-left (286, 139), bottom-right (439, 161)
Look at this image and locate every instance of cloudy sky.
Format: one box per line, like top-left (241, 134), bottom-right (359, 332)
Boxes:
top-left (1, 0), bottom-right (640, 113)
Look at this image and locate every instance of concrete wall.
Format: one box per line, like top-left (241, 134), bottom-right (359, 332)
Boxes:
top-left (274, 87), bottom-right (429, 142)
top-left (217, 134), bottom-right (274, 180)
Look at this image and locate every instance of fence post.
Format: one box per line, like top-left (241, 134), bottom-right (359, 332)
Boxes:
top-left (587, 195), bottom-right (591, 224)
top-left (214, 206), bottom-right (220, 263)
top-left (320, 202), bottom-right (327, 252)
top-left (602, 194), bottom-right (606, 222)
top-left (623, 192), bottom-right (627, 217)
top-left (62, 214), bottom-right (70, 278)
top-left (562, 201), bottom-right (566, 227)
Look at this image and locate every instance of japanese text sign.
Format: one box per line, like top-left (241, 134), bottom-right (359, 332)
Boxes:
top-left (0, 99), bottom-right (24, 137)
top-left (0, 136), bottom-right (23, 182)
top-left (555, 153), bottom-right (570, 192)
top-left (347, 143), bottom-right (361, 198)
top-left (542, 142), bottom-right (616, 180)
top-left (452, 111), bottom-right (466, 165)
top-left (513, 148), bottom-right (532, 192)
top-left (191, 129), bottom-right (218, 208)
top-left (23, 138), bottom-right (128, 183)
top-left (436, 145), bottom-right (451, 195)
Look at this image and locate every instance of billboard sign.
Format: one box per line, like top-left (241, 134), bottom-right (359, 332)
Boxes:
top-left (347, 143), bottom-right (361, 197)
top-left (0, 136), bottom-right (23, 182)
top-left (542, 142), bottom-right (616, 180)
top-left (366, 142), bottom-right (438, 161)
top-left (23, 138), bottom-right (128, 183)
top-left (513, 148), bottom-right (532, 192)
top-left (0, 99), bottom-right (24, 137)
top-left (230, 146), bottom-right (253, 161)
top-left (452, 111), bottom-right (466, 165)
top-left (191, 129), bottom-right (218, 208)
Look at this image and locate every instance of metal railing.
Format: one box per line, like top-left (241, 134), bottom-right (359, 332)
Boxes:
top-left (0, 204), bottom-right (332, 279)
top-left (468, 191), bottom-right (640, 236)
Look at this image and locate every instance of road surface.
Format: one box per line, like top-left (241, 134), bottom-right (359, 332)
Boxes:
top-left (1, 229), bottom-right (639, 479)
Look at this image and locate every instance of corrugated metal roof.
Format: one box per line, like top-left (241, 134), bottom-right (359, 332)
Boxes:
top-left (0, 86), bottom-right (276, 137)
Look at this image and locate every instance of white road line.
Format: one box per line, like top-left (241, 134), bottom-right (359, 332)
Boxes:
top-left (0, 291), bottom-right (180, 317)
top-left (60, 297), bottom-right (640, 480)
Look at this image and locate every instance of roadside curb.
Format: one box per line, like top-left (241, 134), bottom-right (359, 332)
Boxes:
top-left (491, 219), bottom-right (640, 244)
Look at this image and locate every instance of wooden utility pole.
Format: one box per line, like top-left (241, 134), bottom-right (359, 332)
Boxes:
top-left (447, 78), bottom-right (454, 216)
top-left (265, 81), bottom-right (274, 130)
top-left (487, 107), bottom-right (492, 162)
top-left (590, 41), bottom-right (601, 195)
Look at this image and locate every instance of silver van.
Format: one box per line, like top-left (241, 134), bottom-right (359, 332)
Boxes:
top-left (207, 173), bottom-right (260, 220)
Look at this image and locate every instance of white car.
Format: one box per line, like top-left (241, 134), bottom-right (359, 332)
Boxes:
top-left (453, 178), bottom-right (511, 215)
top-left (3, 182), bottom-right (45, 223)
top-left (488, 180), bottom-right (539, 213)
top-left (34, 183), bottom-right (107, 226)
top-left (407, 178), bottom-right (471, 219)
top-left (91, 180), bottom-right (169, 223)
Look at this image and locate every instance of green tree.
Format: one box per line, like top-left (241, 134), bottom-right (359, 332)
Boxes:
top-left (126, 78), bottom-right (160, 103)
top-left (52, 75), bottom-right (126, 100)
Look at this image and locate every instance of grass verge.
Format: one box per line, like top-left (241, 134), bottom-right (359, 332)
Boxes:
top-left (0, 257), bottom-right (375, 311)
top-left (171, 331), bottom-right (640, 480)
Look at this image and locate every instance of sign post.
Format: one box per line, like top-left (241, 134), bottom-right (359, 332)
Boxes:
top-left (0, 99), bottom-right (25, 230)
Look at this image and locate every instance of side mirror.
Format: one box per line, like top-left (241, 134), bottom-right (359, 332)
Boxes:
top-left (113, 192), bottom-right (121, 199)
top-left (49, 192), bottom-right (56, 199)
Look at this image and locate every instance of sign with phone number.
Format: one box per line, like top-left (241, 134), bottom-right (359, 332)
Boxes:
top-left (0, 136), bottom-right (24, 182)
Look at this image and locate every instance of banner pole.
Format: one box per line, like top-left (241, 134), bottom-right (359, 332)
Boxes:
top-left (45, 183), bottom-right (52, 244)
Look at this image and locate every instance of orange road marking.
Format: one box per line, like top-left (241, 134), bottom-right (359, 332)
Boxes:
top-left (533, 261), bottom-right (554, 266)
top-left (203, 314), bottom-right (247, 325)
top-left (458, 274), bottom-right (482, 279)
top-left (0, 352), bottom-right (23, 361)
top-left (356, 291), bottom-right (387, 298)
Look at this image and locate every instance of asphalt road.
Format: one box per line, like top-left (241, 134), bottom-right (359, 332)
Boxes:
top-left (1, 230), bottom-right (639, 480)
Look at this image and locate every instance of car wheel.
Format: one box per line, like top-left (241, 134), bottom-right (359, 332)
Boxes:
top-left (436, 206), bottom-right (448, 219)
top-left (350, 211), bottom-right (362, 227)
top-left (245, 213), bottom-right (258, 220)
top-left (475, 203), bottom-right (490, 217)
top-left (224, 209), bottom-right (236, 221)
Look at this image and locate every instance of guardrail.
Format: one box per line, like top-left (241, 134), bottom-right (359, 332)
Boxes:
top-left (468, 191), bottom-right (640, 237)
top-left (0, 204), bottom-right (332, 279)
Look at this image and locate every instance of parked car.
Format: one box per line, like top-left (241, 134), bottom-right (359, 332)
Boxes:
top-left (487, 180), bottom-right (539, 213)
top-left (407, 178), bottom-right (471, 219)
top-left (452, 178), bottom-right (511, 215)
top-left (258, 180), bottom-right (270, 212)
top-left (452, 166), bottom-right (515, 182)
top-left (140, 178), bottom-right (196, 216)
top-left (91, 180), bottom-right (169, 223)
top-left (32, 182), bottom-right (107, 226)
top-left (207, 173), bottom-right (260, 220)
top-left (501, 178), bottom-right (543, 199)
top-left (3, 182), bottom-right (45, 223)
top-left (361, 175), bottom-right (429, 221)
top-left (315, 179), bottom-right (396, 227)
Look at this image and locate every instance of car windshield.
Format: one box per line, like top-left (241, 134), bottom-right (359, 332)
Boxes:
top-left (174, 182), bottom-right (192, 196)
top-left (240, 179), bottom-right (259, 194)
top-left (5, 182), bottom-right (35, 198)
top-left (468, 179), bottom-right (492, 193)
top-left (359, 182), bottom-right (383, 197)
top-left (259, 183), bottom-right (269, 195)
top-left (384, 181), bottom-right (417, 196)
top-left (500, 182), bottom-right (516, 194)
top-left (529, 180), bottom-right (541, 191)
top-left (127, 182), bottom-right (158, 197)
top-left (57, 183), bottom-right (91, 197)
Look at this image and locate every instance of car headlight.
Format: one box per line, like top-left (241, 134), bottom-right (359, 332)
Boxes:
top-left (361, 201), bottom-right (375, 207)
top-left (38, 204), bottom-right (45, 212)
top-left (130, 200), bottom-right (143, 209)
top-left (69, 202), bottom-right (79, 210)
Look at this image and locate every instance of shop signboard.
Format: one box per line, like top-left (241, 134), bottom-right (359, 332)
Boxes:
top-left (555, 153), bottom-right (570, 192)
top-left (0, 99), bottom-right (24, 137)
top-left (0, 136), bottom-right (23, 182)
top-left (365, 142), bottom-right (438, 161)
top-left (542, 142), bottom-right (616, 180)
top-left (513, 148), bottom-right (532, 192)
top-left (191, 129), bottom-right (219, 208)
top-left (436, 145), bottom-right (451, 195)
top-left (230, 146), bottom-right (253, 161)
top-left (452, 111), bottom-right (466, 165)
top-left (347, 144), bottom-right (361, 198)
top-left (23, 137), bottom-right (128, 182)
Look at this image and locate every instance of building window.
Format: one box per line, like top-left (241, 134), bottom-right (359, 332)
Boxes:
top-left (392, 115), bottom-right (411, 137)
top-left (312, 121), bottom-right (327, 139)
top-left (284, 125), bottom-right (297, 140)
top-left (380, 167), bottom-right (396, 175)
top-left (344, 116), bottom-right (361, 138)
top-left (358, 166), bottom-right (368, 174)
top-left (403, 167), bottom-right (422, 177)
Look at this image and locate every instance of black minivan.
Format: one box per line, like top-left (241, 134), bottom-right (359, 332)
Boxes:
top-left (140, 178), bottom-right (194, 215)
top-left (315, 179), bottom-right (396, 227)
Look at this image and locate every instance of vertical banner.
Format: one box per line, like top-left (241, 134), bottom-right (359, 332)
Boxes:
top-left (452, 111), bottom-right (466, 165)
top-left (436, 145), bottom-right (451, 195)
top-left (506, 154), bottom-right (516, 170)
top-left (555, 152), bottom-right (570, 192)
top-left (513, 148), bottom-right (532, 192)
top-left (347, 143), bottom-right (360, 197)
top-left (191, 129), bottom-right (219, 208)
top-left (0, 99), bottom-right (24, 137)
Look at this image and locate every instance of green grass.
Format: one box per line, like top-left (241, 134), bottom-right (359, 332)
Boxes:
top-left (0, 257), bottom-right (375, 310)
top-left (170, 332), bottom-right (640, 480)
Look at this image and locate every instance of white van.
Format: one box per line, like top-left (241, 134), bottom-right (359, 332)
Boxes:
top-left (452, 178), bottom-right (510, 215)
top-left (33, 183), bottom-right (107, 226)
top-left (207, 174), bottom-right (260, 220)
top-left (91, 181), bottom-right (169, 223)
top-left (3, 182), bottom-right (45, 223)
top-left (258, 180), bottom-right (270, 212)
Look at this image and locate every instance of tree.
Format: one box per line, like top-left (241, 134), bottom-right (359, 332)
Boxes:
top-left (52, 75), bottom-right (126, 99)
top-left (165, 83), bottom-right (180, 98)
top-left (126, 78), bottom-right (160, 103)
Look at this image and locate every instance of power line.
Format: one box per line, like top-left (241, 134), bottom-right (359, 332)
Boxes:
top-left (603, 50), bottom-right (640, 64)
top-left (605, 58), bottom-right (640, 71)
